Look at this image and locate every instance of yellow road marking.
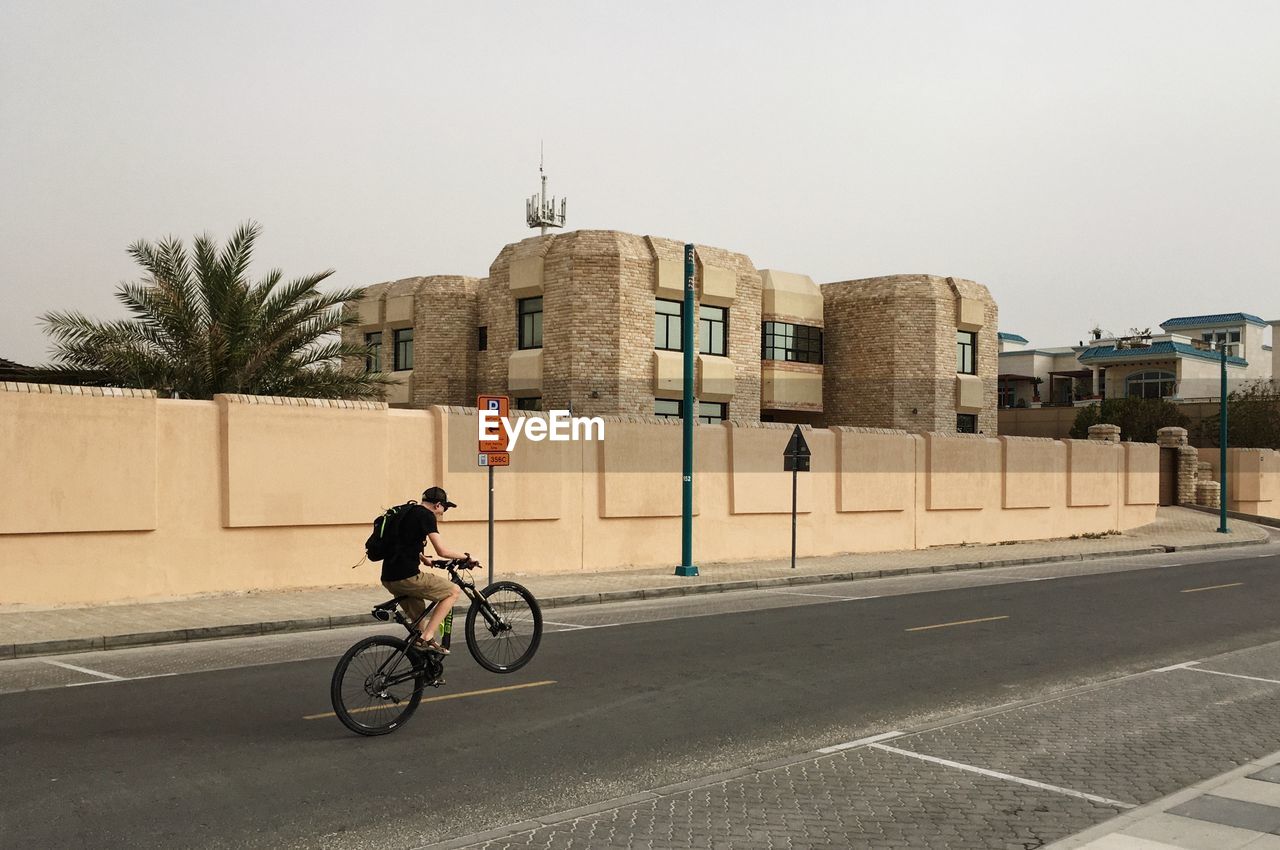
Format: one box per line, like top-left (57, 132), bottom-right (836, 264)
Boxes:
top-left (1181, 582), bottom-right (1244, 594)
top-left (906, 615), bottom-right (1009, 632)
top-left (304, 679), bottom-right (556, 721)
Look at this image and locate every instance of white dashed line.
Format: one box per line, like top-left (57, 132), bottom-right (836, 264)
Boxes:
top-left (869, 744), bottom-right (1135, 809)
top-left (40, 659), bottom-right (125, 681)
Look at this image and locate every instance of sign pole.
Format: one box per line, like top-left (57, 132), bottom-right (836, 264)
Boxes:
top-left (676, 243), bottom-right (698, 576)
top-left (782, 425), bottom-right (811, 571)
top-left (477, 394), bottom-right (512, 582)
top-left (488, 464), bottom-right (495, 584)
top-left (791, 463), bottom-right (798, 570)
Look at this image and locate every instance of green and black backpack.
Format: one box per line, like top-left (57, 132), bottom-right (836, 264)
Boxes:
top-left (364, 501), bottom-right (418, 562)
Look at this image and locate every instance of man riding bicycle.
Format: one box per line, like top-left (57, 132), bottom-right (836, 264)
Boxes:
top-left (380, 487), bottom-right (479, 655)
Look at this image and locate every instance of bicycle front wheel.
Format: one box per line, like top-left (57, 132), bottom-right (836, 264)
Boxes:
top-left (465, 581), bottom-right (543, 674)
top-left (330, 635), bottom-right (426, 736)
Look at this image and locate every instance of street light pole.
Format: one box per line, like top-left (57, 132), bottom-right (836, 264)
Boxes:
top-left (1218, 341), bottom-right (1228, 533)
top-left (675, 242), bottom-right (699, 576)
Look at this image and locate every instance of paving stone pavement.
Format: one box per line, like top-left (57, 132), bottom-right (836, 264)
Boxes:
top-left (426, 641), bottom-right (1280, 850)
top-left (462, 748), bottom-right (1119, 850)
top-left (891, 670), bottom-right (1280, 807)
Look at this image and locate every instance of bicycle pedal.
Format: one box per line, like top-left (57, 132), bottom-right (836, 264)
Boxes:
top-left (429, 678), bottom-right (446, 688)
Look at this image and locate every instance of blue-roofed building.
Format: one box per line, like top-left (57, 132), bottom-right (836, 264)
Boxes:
top-left (997, 312), bottom-right (1276, 410)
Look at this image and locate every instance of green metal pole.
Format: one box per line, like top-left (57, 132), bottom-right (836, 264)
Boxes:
top-left (1219, 344), bottom-right (1228, 533)
top-left (676, 243), bottom-right (699, 576)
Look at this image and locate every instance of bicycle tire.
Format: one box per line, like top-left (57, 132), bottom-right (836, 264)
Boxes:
top-left (330, 635), bottom-right (426, 736)
top-left (465, 581), bottom-right (543, 674)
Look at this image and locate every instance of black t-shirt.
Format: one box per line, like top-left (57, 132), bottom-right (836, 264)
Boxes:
top-left (380, 505), bottom-right (438, 582)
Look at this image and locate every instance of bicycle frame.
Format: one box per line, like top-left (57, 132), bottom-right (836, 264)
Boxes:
top-left (369, 562), bottom-right (501, 687)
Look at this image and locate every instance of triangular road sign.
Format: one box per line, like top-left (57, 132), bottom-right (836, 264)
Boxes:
top-left (783, 425), bottom-right (811, 458)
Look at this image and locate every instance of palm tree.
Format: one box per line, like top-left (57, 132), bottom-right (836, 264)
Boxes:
top-left (39, 221), bottom-right (391, 400)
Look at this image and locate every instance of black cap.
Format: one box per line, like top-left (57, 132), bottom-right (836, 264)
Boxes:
top-left (422, 487), bottom-right (457, 509)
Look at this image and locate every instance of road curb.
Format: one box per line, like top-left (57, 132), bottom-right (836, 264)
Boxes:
top-left (5, 536), bottom-right (1268, 660)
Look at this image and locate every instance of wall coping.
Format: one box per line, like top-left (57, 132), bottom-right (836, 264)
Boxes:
top-left (830, 426), bottom-right (914, 436)
top-left (1, 382), bottom-right (156, 398)
top-left (214, 393), bottom-right (387, 410)
top-left (996, 434), bottom-right (1061, 444)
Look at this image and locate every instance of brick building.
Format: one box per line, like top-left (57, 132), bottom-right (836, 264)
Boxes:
top-left (344, 230), bottom-right (999, 432)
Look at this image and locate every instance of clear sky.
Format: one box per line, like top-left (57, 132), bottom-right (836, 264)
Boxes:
top-left (2, 0), bottom-right (1276, 365)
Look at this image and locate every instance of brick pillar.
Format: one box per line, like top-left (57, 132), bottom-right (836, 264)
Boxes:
top-left (1155, 427), bottom-right (1198, 505)
top-left (1196, 480), bottom-right (1221, 508)
top-left (1087, 424), bottom-right (1121, 443)
top-left (1177, 447), bottom-right (1199, 505)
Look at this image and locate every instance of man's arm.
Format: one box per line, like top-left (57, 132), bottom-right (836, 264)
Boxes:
top-left (425, 531), bottom-right (469, 562)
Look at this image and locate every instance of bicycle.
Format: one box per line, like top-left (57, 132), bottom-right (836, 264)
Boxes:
top-left (329, 558), bottom-right (543, 736)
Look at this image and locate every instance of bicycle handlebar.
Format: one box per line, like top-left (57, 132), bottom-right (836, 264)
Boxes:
top-left (430, 557), bottom-right (478, 571)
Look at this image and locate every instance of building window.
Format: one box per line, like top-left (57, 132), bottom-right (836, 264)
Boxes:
top-left (477, 326), bottom-right (488, 351)
top-left (698, 401), bottom-right (728, 424)
top-left (654, 398), bottom-right (682, 419)
top-left (393, 328), bottom-right (413, 371)
top-left (998, 383), bottom-right (1015, 408)
top-left (655, 299), bottom-right (683, 351)
top-left (956, 331), bottom-right (976, 375)
top-left (515, 396), bottom-right (541, 411)
top-left (518, 297), bottom-right (543, 350)
top-left (957, 414), bottom-right (977, 433)
top-left (699, 305), bottom-right (727, 356)
top-left (364, 332), bottom-right (382, 373)
top-left (761, 322), bottom-right (822, 364)
top-left (1125, 370), bottom-right (1176, 400)
top-left (1201, 330), bottom-right (1241, 356)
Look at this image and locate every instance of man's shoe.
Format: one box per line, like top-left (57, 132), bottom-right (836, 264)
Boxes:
top-left (414, 637), bottom-right (450, 655)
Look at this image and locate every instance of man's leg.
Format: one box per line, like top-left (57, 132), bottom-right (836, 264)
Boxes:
top-left (419, 583), bottom-right (460, 646)
top-left (382, 580), bottom-right (427, 626)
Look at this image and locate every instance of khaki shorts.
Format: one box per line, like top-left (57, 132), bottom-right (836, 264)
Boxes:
top-left (382, 571), bottom-right (455, 623)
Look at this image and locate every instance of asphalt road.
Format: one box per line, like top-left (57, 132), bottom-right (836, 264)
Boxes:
top-left (2, 544), bottom-right (1279, 849)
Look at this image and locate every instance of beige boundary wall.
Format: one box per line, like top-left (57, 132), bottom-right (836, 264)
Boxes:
top-left (1, 385), bottom-right (1164, 606)
top-left (1196, 447), bottom-right (1280, 519)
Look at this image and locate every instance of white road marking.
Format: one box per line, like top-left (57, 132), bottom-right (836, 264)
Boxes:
top-left (768, 590), bottom-right (878, 600)
top-left (870, 744), bottom-right (1135, 809)
top-left (1181, 667), bottom-right (1280, 686)
top-left (1152, 661), bottom-right (1200, 673)
top-left (542, 621), bottom-right (590, 630)
top-left (40, 659), bottom-right (124, 681)
top-left (817, 731), bottom-right (903, 754)
top-left (65, 672), bottom-right (185, 688)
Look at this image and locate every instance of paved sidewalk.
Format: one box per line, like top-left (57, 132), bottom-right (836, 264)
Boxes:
top-left (1048, 752), bottom-right (1280, 849)
top-left (0, 507), bottom-right (1267, 659)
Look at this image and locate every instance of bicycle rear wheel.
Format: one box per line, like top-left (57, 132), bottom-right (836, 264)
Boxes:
top-left (465, 581), bottom-right (543, 674)
top-left (330, 635), bottom-right (426, 735)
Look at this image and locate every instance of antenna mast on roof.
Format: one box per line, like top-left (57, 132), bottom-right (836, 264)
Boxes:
top-left (526, 142), bottom-right (567, 236)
